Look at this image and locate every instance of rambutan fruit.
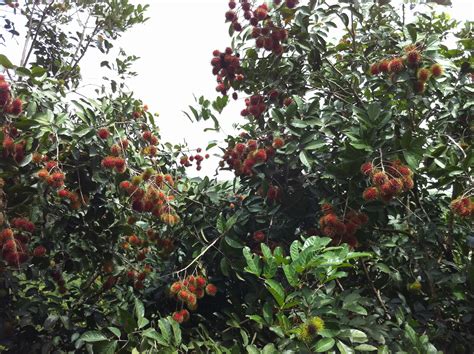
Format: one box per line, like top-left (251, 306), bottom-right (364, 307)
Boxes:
top-left (97, 128), bottom-right (109, 139)
top-left (142, 130), bottom-right (152, 141)
top-left (57, 189), bottom-right (70, 198)
top-left (170, 281), bottom-right (182, 294)
top-left (285, 0), bottom-right (299, 8)
top-left (11, 98), bottom-right (23, 115)
top-left (128, 234), bottom-right (141, 246)
top-left (172, 311), bottom-right (184, 324)
top-left (378, 60), bottom-right (390, 73)
top-left (283, 97), bottom-right (293, 106)
top-left (37, 169), bottom-right (49, 179)
top-left (272, 137), bottom-right (285, 149)
top-left (0, 228), bottom-right (14, 242)
top-left (32, 152), bottom-right (42, 163)
top-left (388, 58), bottom-right (404, 73)
top-left (253, 230), bottom-right (265, 242)
top-left (370, 63), bottom-right (380, 76)
top-left (195, 276), bottom-right (207, 288)
top-left (254, 6), bottom-right (268, 20)
top-left (205, 283), bottom-right (217, 296)
top-left (45, 161), bottom-right (57, 170)
top-left (321, 203), bottom-right (333, 215)
top-left (406, 50), bottom-right (421, 66)
top-left (180, 309), bottom-right (190, 322)
top-left (101, 156), bottom-right (117, 169)
top-left (225, 10), bottom-right (236, 22)
top-left (402, 176), bottom-right (414, 191)
top-left (254, 148), bottom-right (267, 162)
top-left (247, 139), bottom-right (258, 151)
top-left (372, 171), bottom-right (388, 186)
top-left (33, 245), bottom-right (46, 257)
top-left (431, 63), bottom-right (443, 77)
top-left (110, 144), bottom-right (122, 156)
top-left (360, 162), bottom-right (374, 176)
top-left (131, 175), bottom-right (142, 185)
top-left (362, 187), bottom-right (379, 201)
top-left (417, 68), bottom-right (431, 82)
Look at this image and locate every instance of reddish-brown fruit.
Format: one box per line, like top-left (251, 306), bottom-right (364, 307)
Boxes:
top-left (406, 50), bottom-right (421, 66)
top-left (378, 60), bottom-right (390, 73)
top-left (128, 234), bottom-right (141, 246)
top-left (172, 311), bottom-right (184, 323)
top-left (253, 230), bottom-right (265, 243)
top-left (205, 283), bottom-right (218, 296)
top-left (388, 58), bottom-right (404, 73)
top-left (272, 137), bottom-right (285, 149)
top-left (363, 187), bottom-right (379, 201)
top-left (372, 171), bottom-right (389, 186)
top-left (360, 162), bottom-right (374, 176)
top-left (370, 63), bottom-right (380, 75)
top-left (97, 128), bottom-right (109, 139)
top-left (417, 68), bottom-right (431, 82)
top-left (254, 149), bottom-right (267, 162)
top-left (431, 63), bottom-right (443, 77)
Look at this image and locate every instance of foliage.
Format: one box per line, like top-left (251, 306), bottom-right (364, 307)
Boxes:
top-left (0, 0), bottom-right (472, 353)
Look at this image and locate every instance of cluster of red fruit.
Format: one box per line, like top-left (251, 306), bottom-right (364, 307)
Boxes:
top-left (241, 94), bottom-right (266, 119)
top-left (169, 275), bottom-right (217, 322)
top-left (33, 155), bottom-right (83, 209)
top-left (0, 218), bottom-right (35, 266)
top-left (225, 0), bottom-right (298, 31)
top-left (369, 46), bottom-right (443, 94)
top-left (179, 148), bottom-right (210, 171)
top-left (0, 75), bottom-right (23, 116)
top-left (221, 135), bottom-right (285, 176)
top-left (36, 160), bottom-right (65, 188)
top-left (211, 47), bottom-right (243, 96)
top-left (2, 125), bottom-right (25, 163)
top-left (252, 17), bottom-right (288, 55)
top-left (256, 183), bottom-right (281, 204)
top-left (132, 104), bottom-right (148, 120)
top-left (141, 129), bottom-right (159, 156)
top-left (318, 204), bottom-right (368, 248)
top-left (450, 196), bottom-right (473, 218)
top-left (361, 160), bottom-right (414, 202)
top-left (119, 172), bottom-right (180, 226)
top-left (125, 263), bottom-right (152, 290)
top-left (98, 128), bottom-right (129, 172)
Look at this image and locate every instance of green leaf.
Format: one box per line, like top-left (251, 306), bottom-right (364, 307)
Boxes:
top-left (354, 344), bottom-right (378, 351)
top-left (0, 54), bottom-right (15, 69)
top-left (107, 327), bottom-right (121, 338)
top-left (299, 150), bottom-right (312, 169)
top-left (80, 330), bottom-right (108, 342)
top-left (337, 340), bottom-right (355, 354)
top-left (158, 318), bottom-right (171, 343)
top-left (94, 340), bottom-right (117, 354)
top-left (341, 329), bottom-right (368, 343)
top-left (283, 264), bottom-right (299, 287)
top-left (367, 103), bottom-right (381, 122)
top-left (170, 317), bottom-right (182, 346)
top-left (134, 297), bottom-right (145, 320)
top-left (315, 338), bottom-right (335, 352)
top-left (243, 247), bottom-right (262, 276)
top-left (142, 328), bottom-right (168, 346)
top-left (265, 279), bottom-right (285, 307)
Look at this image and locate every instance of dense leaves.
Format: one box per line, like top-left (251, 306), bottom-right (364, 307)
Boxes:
top-left (0, 0), bottom-right (472, 353)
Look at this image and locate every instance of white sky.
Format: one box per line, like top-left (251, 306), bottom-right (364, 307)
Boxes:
top-left (3, 0), bottom-right (473, 178)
